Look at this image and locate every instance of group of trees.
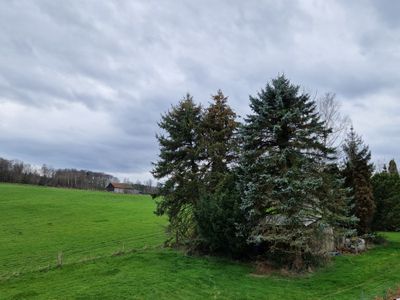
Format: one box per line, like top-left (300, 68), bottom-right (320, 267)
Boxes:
top-left (153, 75), bottom-right (379, 268)
top-left (0, 157), bottom-right (118, 190)
top-left (121, 178), bottom-right (159, 195)
top-left (0, 157), bottom-right (159, 193)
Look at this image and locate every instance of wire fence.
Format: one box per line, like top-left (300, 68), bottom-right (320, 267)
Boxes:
top-left (0, 230), bottom-right (166, 280)
top-left (1, 235), bottom-right (399, 299)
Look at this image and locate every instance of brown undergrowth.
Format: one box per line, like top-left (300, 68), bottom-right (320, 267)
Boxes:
top-left (249, 260), bottom-right (322, 277)
top-left (375, 286), bottom-right (400, 300)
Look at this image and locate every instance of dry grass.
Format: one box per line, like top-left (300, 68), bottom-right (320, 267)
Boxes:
top-left (375, 286), bottom-right (400, 300)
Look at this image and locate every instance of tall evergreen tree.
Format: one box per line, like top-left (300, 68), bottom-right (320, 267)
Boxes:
top-left (388, 159), bottom-right (399, 176)
top-left (238, 75), bottom-right (350, 267)
top-left (194, 90), bottom-right (245, 254)
top-left (342, 127), bottom-right (375, 234)
top-left (152, 94), bottom-right (203, 245)
top-left (200, 90), bottom-right (239, 190)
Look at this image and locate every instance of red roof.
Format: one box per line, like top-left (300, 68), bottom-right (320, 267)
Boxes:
top-left (109, 182), bottom-right (134, 189)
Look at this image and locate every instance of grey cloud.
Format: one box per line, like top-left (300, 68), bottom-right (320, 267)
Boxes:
top-left (0, 0), bottom-right (399, 180)
top-left (369, 0), bottom-right (400, 27)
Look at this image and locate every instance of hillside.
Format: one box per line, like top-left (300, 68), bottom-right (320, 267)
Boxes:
top-left (0, 183), bottom-right (399, 299)
top-left (0, 184), bottom-right (166, 276)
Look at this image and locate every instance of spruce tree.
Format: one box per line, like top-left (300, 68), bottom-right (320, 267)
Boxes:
top-left (195, 90), bottom-right (245, 254)
top-left (152, 94), bottom-right (203, 245)
top-left (200, 90), bottom-right (239, 191)
top-left (388, 159), bottom-right (399, 175)
top-left (342, 127), bottom-right (375, 234)
top-left (238, 75), bottom-right (349, 267)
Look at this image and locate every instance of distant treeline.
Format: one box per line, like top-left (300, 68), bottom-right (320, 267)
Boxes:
top-left (0, 157), bottom-right (117, 190)
top-left (125, 182), bottom-right (159, 195)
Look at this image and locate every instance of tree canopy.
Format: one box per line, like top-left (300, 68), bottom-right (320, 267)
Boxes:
top-left (372, 161), bottom-right (400, 231)
top-left (237, 75), bottom-right (352, 267)
top-left (152, 94), bottom-right (203, 245)
top-left (342, 127), bottom-right (375, 234)
top-left (153, 75), bottom-right (373, 269)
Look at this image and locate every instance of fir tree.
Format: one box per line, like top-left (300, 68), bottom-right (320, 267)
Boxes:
top-left (200, 90), bottom-right (239, 191)
top-left (152, 94), bottom-right (203, 245)
top-left (342, 127), bottom-right (375, 234)
top-left (238, 75), bottom-right (350, 267)
top-left (195, 90), bottom-right (244, 254)
top-left (388, 159), bottom-right (399, 176)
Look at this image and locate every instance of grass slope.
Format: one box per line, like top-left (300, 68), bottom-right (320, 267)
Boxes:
top-left (1, 183), bottom-right (399, 299)
top-left (0, 183), bottom-right (166, 276)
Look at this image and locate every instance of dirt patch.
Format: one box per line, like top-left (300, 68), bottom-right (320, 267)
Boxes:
top-left (249, 261), bottom-right (312, 277)
top-left (374, 286), bottom-right (400, 300)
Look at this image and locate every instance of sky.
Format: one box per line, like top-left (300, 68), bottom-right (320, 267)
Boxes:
top-left (0, 0), bottom-right (399, 181)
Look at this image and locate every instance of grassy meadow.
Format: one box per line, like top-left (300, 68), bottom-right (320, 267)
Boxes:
top-left (1, 183), bottom-right (400, 299)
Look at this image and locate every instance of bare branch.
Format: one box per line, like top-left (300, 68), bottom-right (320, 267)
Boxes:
top-left (317, 93), bottom-right (351, 156)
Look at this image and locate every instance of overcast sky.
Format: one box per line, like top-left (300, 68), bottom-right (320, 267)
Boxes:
top-left (0, 0), bottom-right (399, 181)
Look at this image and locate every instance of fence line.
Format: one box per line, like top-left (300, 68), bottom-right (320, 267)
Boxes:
top-left (0, 230), bottom-right (165, 261)
top-left (0, 231), bottom-right (166, 280)
top-left (3, 236), bottom-right (398, 298)
top-left (1, 230), bottom-right (164, 263)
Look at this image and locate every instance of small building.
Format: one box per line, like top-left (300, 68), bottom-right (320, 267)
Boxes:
top-left (264, 212), bottom-right (335, 254)
top-left (106, 182), bottom-right (141, 194)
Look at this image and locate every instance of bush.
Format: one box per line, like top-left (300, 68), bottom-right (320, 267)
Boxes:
top-left (194, 174), bottom-right (248, 257)
top-left (372, 172), bottom-right (400, 231)
top-left (365, 232), bottom-right (387, 244)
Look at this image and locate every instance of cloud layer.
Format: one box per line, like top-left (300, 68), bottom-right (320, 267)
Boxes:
top-left (0, 0), bottom-right (399, 180)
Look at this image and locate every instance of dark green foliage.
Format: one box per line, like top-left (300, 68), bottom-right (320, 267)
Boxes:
top-left (153, 90), bottom-right (244, 252)
top-left (153, 76), bottom-right (358, 268)
top-left (152, 94), bottom-right (203, 245)
top-left (195, 173), bottom-right (248, 256)
top-left (319, 164), bottom-right (357, 234)
top-left (200, 90), bottom-right (239, 192)
top-left (342, 127), bottom-right (375, 234)
top-left (372, 168), bottom-right (400, 231)
top-left (388, 159), bottom-right (399, 176)
top-left (237, 75), bottom-right (351, 268)
top-left (193, 90), bottom-right (244, 254)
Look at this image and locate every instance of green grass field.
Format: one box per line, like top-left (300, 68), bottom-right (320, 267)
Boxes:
top-left (0, 183), bottom-right (399, 299)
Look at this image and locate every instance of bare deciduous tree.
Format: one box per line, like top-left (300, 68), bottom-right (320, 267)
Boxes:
top-left (0, 156), bottom-right (116, 190)
top-left (317, 93), bottom-right (351, 155)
